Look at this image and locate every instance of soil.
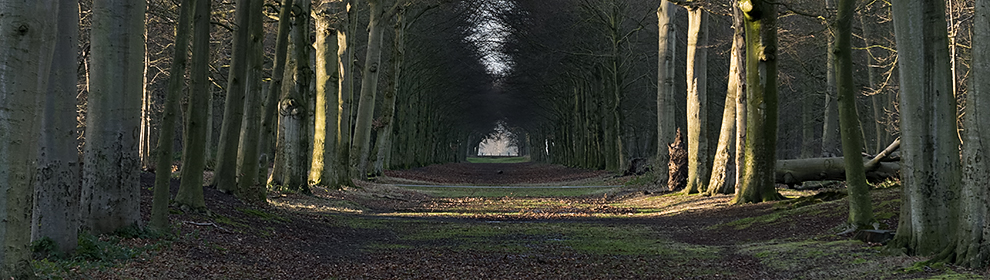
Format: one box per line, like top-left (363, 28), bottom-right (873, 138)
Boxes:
top-left (63, 162), bottom-right (987, 279)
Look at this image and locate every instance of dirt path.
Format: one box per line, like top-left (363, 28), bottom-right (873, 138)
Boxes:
top-left (70, 162), bottom-right (985, 279)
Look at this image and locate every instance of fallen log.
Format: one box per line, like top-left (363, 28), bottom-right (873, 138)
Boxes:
top-left (775, 157), bottom-right (899, 186)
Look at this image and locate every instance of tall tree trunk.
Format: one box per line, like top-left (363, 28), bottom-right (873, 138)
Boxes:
top-left (82, 0), bottom-right (145, 233)
top-left (835, 0), bottom-right (873, 229)
top-left (733, 0), bottom-right (783, 204)
top-left (822, 30), bottom-right (841, 156)
top-left (655, 2), bottom-right (675, 189)
top-left (214, 0), bottom-right (253, 193)
top-left (351, 0), bottom-right (387, 179)
top-left (374, 7), bottom-right (405, 176)
top-left (706, 3), bottom-right (743, 196)
top-left (150, 0), bottom-right (193, 230)
top-left (887, 0), bottom-right (962, 257)
top-left (269, 0), bottom-right (312, 192)
top-left (954, 0), bottom-right (990, 268)
top-left (334, 0), bottom-right (357, 187)
top-left (236, 0), bottom-right (265, 202)
top-left (2, 0), bottom-right (58, 276)
top-left (684, 7), bottom-right (709, 194)
top-left (259, 0), bottom-right (294, 184)
top-left (174, 0), bottom-right (212, 211)
top-left (311, 0), bottom-right (341, 186)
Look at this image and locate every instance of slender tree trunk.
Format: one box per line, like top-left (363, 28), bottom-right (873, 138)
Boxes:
top-left (150, 0), bottom-right (193, 230)
top-left (82, 0), bottom-right (145, 233)
top-left (214, 0), bottom-right (253, 193)
top-left (656, 2), bottom-right (677, 190)
top-left (733, 0), bottom-right (783, 204)
top-left (334, 0), bottom-right (357, 187)
top-left (954, 0), bottom-right (990, 268)
top-left (684, 7), bottom-right (709, 194)
top-left (311, 0), bottom-right (341, 186)
top-left (835, 0), bottom-right (873, 229)
top-left (236, 0), bottom-right (265, 202)
top-left (706, 3), bottom-right (743, 196)
top-left (2, 1), bottom-right (58, 276)
top-left (822, 33), bottom-right (841, 156)
top-left (174, 0), bottom-right (212, 211)
top-left (887, 0), bottom-right (962, 257)
top-left (374, 7), bottom-right (405, 176)
top-left (259, 0), bottom-right (294, 183)
top-left (351, 0), bottom-right (387, 179)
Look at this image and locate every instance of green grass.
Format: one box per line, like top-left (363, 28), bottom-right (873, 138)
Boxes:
top-left (466, 156), bottom-right (530, 163)
top-left (403, 186), bottom-right (615, 197)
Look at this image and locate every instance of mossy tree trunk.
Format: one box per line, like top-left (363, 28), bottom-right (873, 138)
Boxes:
top-left (732, 0), bottom-right (783, 204)
top-left (258, 0), bottom-right (294, 186)
top-left (887, 0), bottom-right (962, 258)
top-left (684, 6), bottom-right (709, 194)
top-left (1, 0), bottom-right (58, 277)
top-left (174, 0), bottom-right (212, 211)
top-left (269, 0), bottom-right (312, 192)
top-left (835, 0), bottom-right (873, 229)
top-left (150, 0), bottom-right (193, 230)
top-left (82, 0), bottom-right (146, 233)
top-left (236, 0), bottom-right (265, 203)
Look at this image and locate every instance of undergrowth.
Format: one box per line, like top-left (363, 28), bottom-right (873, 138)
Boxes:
top-left (32, 225), bottom-right (171, 279)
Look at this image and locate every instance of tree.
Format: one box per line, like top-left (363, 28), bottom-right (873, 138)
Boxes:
top-left (174, 0), bottom-right (212, 211)
top-left (351, 0), bottom-right (389, 179)
top-left (887, 0), bottom-right (962, 257)
top-left (214, 0), bottom-right (253, 194)
top-left (706, 3), bottom-right (744, 196)
top-left (311, 0), bottom-right (341, 186)
top-left (235, 0), bottom-right (266, 202)
top-left (259, 0), bottom-right (295, 188)
top-left (150, 0), bottom-right (194, 230)
top-left (683, 6), bottom-right (709, 194)
top-left (82, 0), bottom-right (146, 233)
top-left (834, 0), bottom-right (872, 229)
top-left (1, 0), bottom-right (58, 276)
top-left (269, 0), bottom-right (312, 191)
top-left (732, 0), bottom-right (783, 204)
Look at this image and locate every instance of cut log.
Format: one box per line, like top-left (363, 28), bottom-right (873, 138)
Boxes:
top-left (775, 157), bottom-right (899, 186)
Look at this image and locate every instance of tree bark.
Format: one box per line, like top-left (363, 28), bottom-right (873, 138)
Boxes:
top-left (351, 0), bottom-right (387, 179)
top-left (888, 0), bottom-right (962, 258)
top-left (236, 0), bottom-right (265, 203)
top-left (259, 0), bottom-right (294, 185)
top-left (835, 0), bottom-right (873, 229)
top-left (150, 0), bottom-right (193, 230)
top-left (269, 0), bottom-right (312, 192)
top-left (775, 157), bottom-right (898, 186)
top-left (373, 7), bottom-right (405, 176)
top-left (706, 4), bottom-right (743, 196)
top-left (684, 7), bottom-right (709, 194)
top-left (333, 0), bottom-right (357, 187)
top-left (82, 0), bottom-right (146, 233)
top-left (213, 0), bottom-right (253, 193)
top-left (174, 0), bottom-right (212, 211)
top-left (1, 0), bottom-right (58, 276)
top-left (733, 0), bottom-right (783, 204)
top-left (311, 0), bottom-right (341, 186)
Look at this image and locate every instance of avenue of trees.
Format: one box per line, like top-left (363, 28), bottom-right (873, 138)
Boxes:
top-left (2, 0), bottom-right (990, 277)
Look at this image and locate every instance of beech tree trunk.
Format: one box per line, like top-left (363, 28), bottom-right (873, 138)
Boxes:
top-left (258, 0), bottom-right (294, 184)
top-left (1, 0), bottom-right (58, 277)
top-left (269, 0), bottom-right (312, 192)
top-left (311, 0), bottom-right (341, 186)
top-left (888, 0), bottom-right (962, 258)
top-left (174, 0), bottom-right (212, 211)
top-left (706, 4), bottom-right (743, 196)
top-left (150, 0), bottom-right (193, 230)
top-left (236, 0), bottom-right (265, 202)
top-left (835, 0), bottom-right (873, 229)
top-left (374, 7), bottom-right (405, 176)
top-left (82, 0), bottom-right (146, 233)
top-left (213, 0), bottom-right (253, 193)
top-left (351, 0), bottom-right (387, 179)
top-left (333, 0), bottom-right (357, 187)
top-left (733, 0), bottom-right (783, 204)
top-left (684, 7), bottom-right (709, 194)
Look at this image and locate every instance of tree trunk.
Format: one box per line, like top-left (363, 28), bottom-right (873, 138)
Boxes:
top-left (174, 0), bottom-right (212, 211)
top-left (150, 0), bottom-right (193, 230)
top-left (835, 0), bottom-right (873, 229)
top-left (706, 4), bottom-right (743, 196)
top-left (269, 0), bottom-right (312, 192)
top-left (859, 4), bottom-right (888, 154)
top-left (236, 0), bottom-right (265, 203)
top-left (213, 0), bottom-right (253, 193)
top-left (888, 0), bottom-right (962, 258)
top-left (733, 0), bottom-right (783, 204)
top-left (2, 0), bottom-right (57, 276)
top-left (311, 1), bottom-right (341, 186)
top-left (82, 0), bottom-right (145, 233)
top-left (351, 0), bottom-right (387, 179)
top-left (333, 0), bottom-right (357, 187)
top-left (775, 157), bottom-right (898, 186)
top-left (684, 7), bottom-right (709, 194)
top-left (259, 0), bottom-right (294, 184)
top-left (954, 0), bottom-right (990, 268)
top-left (373, 7), bottom-right (405, 176)
top-left (822, 20), bottom-right (841, 157)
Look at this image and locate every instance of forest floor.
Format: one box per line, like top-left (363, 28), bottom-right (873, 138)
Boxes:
top-left (36, 160), bottom-right (989, 279)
